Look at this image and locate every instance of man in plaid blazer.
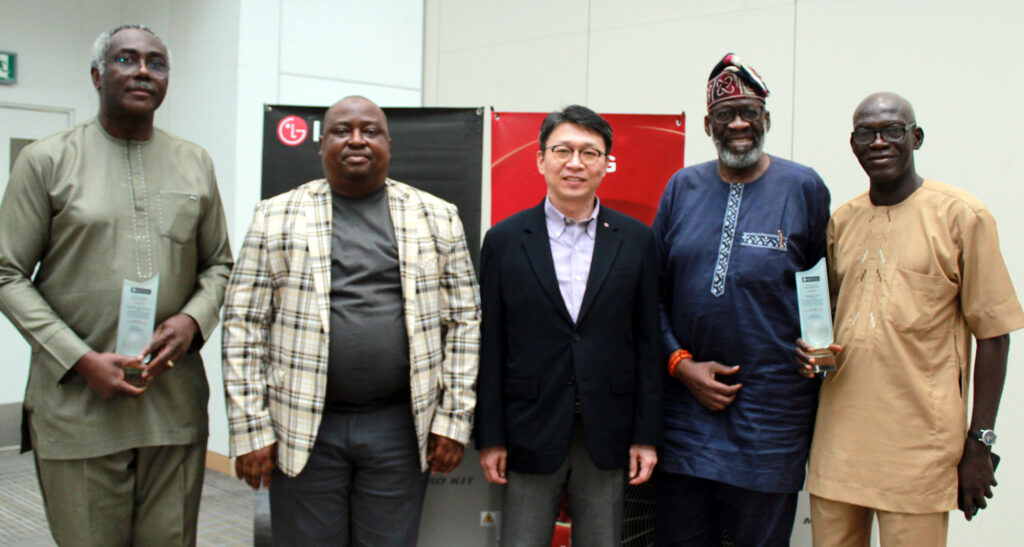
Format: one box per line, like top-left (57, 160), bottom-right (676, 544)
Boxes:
top-left (222, 96), bottom-right (480, 545)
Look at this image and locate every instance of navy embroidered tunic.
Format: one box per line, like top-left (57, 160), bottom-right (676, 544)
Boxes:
top-left (652, 157), bottom-right (830, 493)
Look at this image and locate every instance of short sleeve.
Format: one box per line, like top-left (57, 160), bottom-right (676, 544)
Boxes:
top-left (959, 207), bottom-right (1024, 339)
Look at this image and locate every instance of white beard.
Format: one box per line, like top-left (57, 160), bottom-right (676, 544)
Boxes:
top-left (714, 134), bottom-right (765, 169)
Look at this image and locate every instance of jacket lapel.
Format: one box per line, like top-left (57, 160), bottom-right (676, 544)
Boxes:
top-left (306, 180), bottom-right (333, 334)
top-left (521, 203), bottom-right (574, 324)
top-left (577, 210), bottom-right (621, 324)
top-left (386, 181), bottom-right (421, 336)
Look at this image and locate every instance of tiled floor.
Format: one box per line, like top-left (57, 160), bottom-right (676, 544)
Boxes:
top-left (0, 447), bottom-right (256, 546)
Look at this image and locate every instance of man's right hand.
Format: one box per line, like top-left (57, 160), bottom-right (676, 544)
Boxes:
top-left (73, 351), bottom-right (147, 399)
top-left (671, 358), bottom-right (741, 411)
top-left (479, 446), bottom-right (508, 484)
top-left (795, 338), bottom-right (843, 378)
top-left (236, 443), bottom-right (277, 490)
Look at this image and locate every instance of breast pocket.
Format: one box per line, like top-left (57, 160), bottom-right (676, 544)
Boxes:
top-left (739, 231), bottom-right (787, 252)
top-left (887, 267), bottom-right (957, 335)
top-left (158, 191), bottom-right (201, 244)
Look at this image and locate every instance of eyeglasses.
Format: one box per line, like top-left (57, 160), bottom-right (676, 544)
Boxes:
top-left (709, 107), bottom-right (764, 124)
top-left (546, 145), bottom-right (606, 165)
top-left (851, 124), bottom-right (915, 145)
top-left (111, 53), bottom-right (170, 78)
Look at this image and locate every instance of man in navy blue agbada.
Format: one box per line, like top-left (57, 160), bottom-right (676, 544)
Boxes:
top-left (652, 53), bottom-right (831, 546)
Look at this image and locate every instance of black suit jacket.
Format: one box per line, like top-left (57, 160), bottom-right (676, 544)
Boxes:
top-left (475, 201), bottom-right (663, 473)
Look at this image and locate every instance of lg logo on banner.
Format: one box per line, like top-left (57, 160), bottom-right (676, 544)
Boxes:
top-left (277, 115), bottom-right (308, 146)
top-left (607, 155), bottom-right (617, 173)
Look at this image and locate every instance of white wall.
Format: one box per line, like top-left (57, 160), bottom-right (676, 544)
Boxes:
top-left (424, 0), bottom-right (1024, 544)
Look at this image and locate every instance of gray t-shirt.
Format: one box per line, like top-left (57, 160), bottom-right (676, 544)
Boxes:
top-left (326, 186), bottom-right (410, 411)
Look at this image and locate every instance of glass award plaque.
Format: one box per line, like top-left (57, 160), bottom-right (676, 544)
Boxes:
top-left (795, 258), bottom-right (836, 373)
top-left (116, 275), bottom-right (159, 383)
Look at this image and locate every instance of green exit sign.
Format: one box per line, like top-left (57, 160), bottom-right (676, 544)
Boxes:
top-left (0, 51), bottom-right (16, 85)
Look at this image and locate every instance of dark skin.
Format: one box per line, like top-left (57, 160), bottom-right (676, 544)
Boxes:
top-left (89, 27), bottom-right (169, 141)
top-left (849, 92), bottom-right (924, 206)
top-left (704, 97), bottom-right (772, 183)
top-left (234, 96), bottom-right (465, 488)
top-left (73, 28), bottom-right (197, 394)
top-left (669, 356), bottom-right (741, 412)
top-left (796, 91), bottom-right (1008, 520)
top-left (138, 314), bottom-right (200, 380)
top-left (318, 96), bottom-right (392, 197)
top-left (957, 334), bottom-right (1007, 520)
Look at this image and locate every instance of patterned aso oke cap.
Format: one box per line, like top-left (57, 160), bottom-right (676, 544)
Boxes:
top-left (706, 53), bottom-right (770, 108)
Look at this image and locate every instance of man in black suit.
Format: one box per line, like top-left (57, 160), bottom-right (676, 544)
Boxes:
top-left (476, 105), bottom-right (662, 546)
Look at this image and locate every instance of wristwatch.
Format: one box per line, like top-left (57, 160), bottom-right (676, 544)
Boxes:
top-left (968, 429), bottom-right (997, 446)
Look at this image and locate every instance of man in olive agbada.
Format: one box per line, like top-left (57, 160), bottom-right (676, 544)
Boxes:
top-left (0, 24), bottom-right (233, 546)
top-left (798, 92), bottom-right (1023, 545)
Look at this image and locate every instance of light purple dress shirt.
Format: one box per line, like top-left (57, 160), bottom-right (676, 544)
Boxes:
top-left (544, 197), bottom-right (599, 323)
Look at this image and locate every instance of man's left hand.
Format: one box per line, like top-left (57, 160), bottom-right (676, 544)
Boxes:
top-left (957, 439), bottom-right (997, 520)
top-left (628, 444), bottom-right (657, 485)
top-left (139, 314), bottom-right (198, 380)
top-left (428, 433), bottom-right (465, 474)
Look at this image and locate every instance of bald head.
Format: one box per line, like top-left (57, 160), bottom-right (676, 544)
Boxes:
top-left (853, 92), bottom-right (916, 126)
top-left (324, 96), bottom-right (389, 135)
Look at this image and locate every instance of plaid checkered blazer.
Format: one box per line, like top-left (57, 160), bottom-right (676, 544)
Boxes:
top-left (222, 178), bottom-right (480, 476)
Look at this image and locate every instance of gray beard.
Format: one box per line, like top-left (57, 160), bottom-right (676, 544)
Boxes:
top-left (714, 135), bottom-right (765, 169)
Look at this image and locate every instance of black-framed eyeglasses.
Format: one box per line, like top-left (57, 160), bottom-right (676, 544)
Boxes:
top-left (111, 53), bottom-right (170, 78)
top-left (851, 124), bottom-right (915, 145)
top-left (546, 145), bottom-right (606, 165)
top-left (709, 107), bottom-right (764, 124)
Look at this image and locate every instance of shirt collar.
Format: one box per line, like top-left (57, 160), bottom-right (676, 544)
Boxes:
top-left (544, 196), bottom-right (600, 239)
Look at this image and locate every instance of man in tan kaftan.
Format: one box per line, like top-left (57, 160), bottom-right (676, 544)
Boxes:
top-left (798, 92), bottom-right (1023, 546)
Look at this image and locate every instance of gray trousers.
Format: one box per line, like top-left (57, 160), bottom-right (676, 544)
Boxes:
top-left (269, 402), bottom-right (429, 546)
top-left (502, 414), bottom-right (626, 547)
top-left (34, 441), bottom-right (207, 547)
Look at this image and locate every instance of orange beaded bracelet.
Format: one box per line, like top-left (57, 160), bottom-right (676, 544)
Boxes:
top-left (667, 349), bottom-right (693, 377)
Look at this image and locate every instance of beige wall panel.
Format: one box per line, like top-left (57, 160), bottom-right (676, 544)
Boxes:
top-left (434, 34), bottom-right (589, 110)
top-left (278, 0), bottom-right (423, 89)
top-left (435, 0), bottom-right (588, 52)
top-left (278, 74), bottom-right (422, 107)
top-left (589, 0), bottom-right (791, 30)
top-left (423, 0), bottom-right (442, 104)
top-left (587, 4), bottom-right (795, 169)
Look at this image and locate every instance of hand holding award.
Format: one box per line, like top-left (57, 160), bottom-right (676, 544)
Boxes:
top-left (795, 258), bottom-right (836, 373)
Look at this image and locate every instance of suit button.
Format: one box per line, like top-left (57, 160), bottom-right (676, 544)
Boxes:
top-left (572, 334), bottom-right (581, 341)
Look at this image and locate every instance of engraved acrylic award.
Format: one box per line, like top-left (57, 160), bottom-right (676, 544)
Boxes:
top-left (116, 275), bottom-right (159, 384)
top-left (795, 258), bottom-right (836, 373)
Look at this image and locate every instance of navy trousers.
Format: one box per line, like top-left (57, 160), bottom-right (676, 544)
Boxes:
top-left (654, 471), bottom-right (797, 547)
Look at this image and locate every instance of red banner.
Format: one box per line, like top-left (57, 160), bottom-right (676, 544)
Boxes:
top-left (491, 111), bottom-right (686, 226)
